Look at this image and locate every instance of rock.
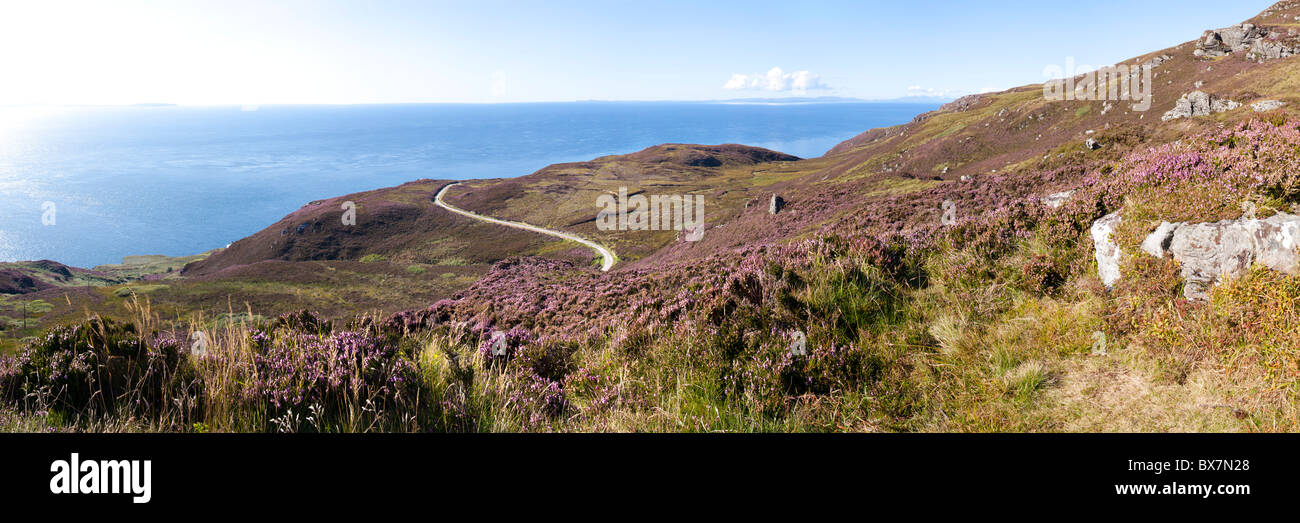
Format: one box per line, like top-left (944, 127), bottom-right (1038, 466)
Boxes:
top-left (1085, 138), bottom-right (1100, 150)
top-left (769, 194), bottom-right (785, 215)
top-left (1251, 213), bottom-right (1300, 275)
top-left (1140, 221), bottom-right (1182, 258)
top-left (940, 94), bottom-right (984, 112)
top-left (1140, 213), bottom-right (1300, 300)
top-left (1196, 23), bottom-right (1267, 57)
top-left (1040, 190), bottom-right (1074, 209)
top-left (1248, 40), bottom-right (1300, 60)
top-left (1145, 54), bottom-right (1172, 68)
top-left (1194, 22), bottom-right (1300, 60)
top-left (1252, 99), bottom-right (1287, 112)
top-left (1162, 91), bottom-right (1240, 121)
top-left (1168, 221), bottom-right (1258, 300)
top-left (1091, 212), bottom-right (1123, 288)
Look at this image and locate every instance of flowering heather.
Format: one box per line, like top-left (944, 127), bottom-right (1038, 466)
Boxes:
top-left (477, 326), bottom-right (535, 364)
top-left (241, 330), bottom-right (420, 424)
top-left (1, 317), bottom-right (199, 420)
top-left (506, 372), bottom-right (568, 430)
top-left (565, 366), bottom-right (623, 414)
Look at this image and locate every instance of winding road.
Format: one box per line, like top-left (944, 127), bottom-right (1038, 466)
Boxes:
top-left (434, 183), bottom-right (616, 271)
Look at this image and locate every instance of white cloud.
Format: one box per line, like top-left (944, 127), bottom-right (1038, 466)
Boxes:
top-left (490, 70), bottom-right (507, 97)
top-left (723, 73), bottom-right (750, 90)
top-left (723, 67), bottom-right (828, 92)
top-left (906, 85), bottom-right (957, 98)
top-left (905, 85), bottom-right (1004, 99)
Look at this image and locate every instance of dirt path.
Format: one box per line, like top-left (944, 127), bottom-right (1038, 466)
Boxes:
top-left (434, 183), bottom-right (616, 271)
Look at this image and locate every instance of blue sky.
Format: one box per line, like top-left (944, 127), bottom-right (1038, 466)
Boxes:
top-left (0, 0), bottom-right (1271, 105)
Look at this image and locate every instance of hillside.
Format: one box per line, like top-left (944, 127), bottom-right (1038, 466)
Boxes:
top-left (5, 1), bottom-right (1300, 432)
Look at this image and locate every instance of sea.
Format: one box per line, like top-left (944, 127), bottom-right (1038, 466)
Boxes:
top-left (0, 101), bottom-right (936, 267)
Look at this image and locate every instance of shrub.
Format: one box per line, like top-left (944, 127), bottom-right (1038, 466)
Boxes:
top-left (241, 330), bottom-right (421, 430)
top-left (4, 316), bottom-right (200, 421)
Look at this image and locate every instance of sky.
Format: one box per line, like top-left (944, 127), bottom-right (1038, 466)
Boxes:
top-left (0, 0), bottom-right (1272, 105)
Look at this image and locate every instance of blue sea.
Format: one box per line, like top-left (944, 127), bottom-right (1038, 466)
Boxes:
top-left (0, 102), bottom-right (935, 267)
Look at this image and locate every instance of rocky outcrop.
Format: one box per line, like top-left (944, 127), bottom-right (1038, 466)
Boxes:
top-left (1192, 23), bottom-right (1300, 60)
top-left (1162, 91), bottom-right (1240, 121)
top-left (939, 94), bottom-right (984, 112)
top-left (1252, 99), bottom-right (1287, 112)
top-left (1196, 23), bottom-right (1267, 57)
top-left (1097, 212), bottom-right (1300, 300)
top-left (1144, 54), bottom-right (1173, 68)
top-left (1091, 212), bottom-right (1123, 288)
top-left (1247, 39), bottom-right (1300, 60)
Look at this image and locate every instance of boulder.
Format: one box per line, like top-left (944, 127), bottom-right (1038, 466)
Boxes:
top-left (1145, 54), bottom-right (1173, 68)
top-left (1248, 40), bottom-right (1300, 60)
top-left (1090, 212), bottom-right (1123, 288)
top-left (1196, 23), bottom-right (1267, 57)
top-left (1040, 190), bottom-right (1074, 209)
top-left (1193, 23), bottom-right (1300, 60)
top-left (1167, 221), bottom-right (1255, 300)
top-left (1247, 212), bottom-right (1300, 276)
top-left (1136, 212), bottom-right (1300, 300)
top-left (1252, 99), bottom-right (1287, 112)
top-left (1162, 91), bottom-right (1240, 121)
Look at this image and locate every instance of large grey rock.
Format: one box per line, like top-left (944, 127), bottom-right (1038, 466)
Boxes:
top-left (1197, 23), bottom-right (1266, 57)
top-left (1194, 23), bottom-right (1300, 60)
top-left (1252, 99), bottom-right (1287, 112)
top-left (1092, 212), bottom-right (1300, 299)
top-left (1152, 213), bottom-right (1300, 300)
top-left (1247, 212), bottom-right (1300, 276)
top-left (1091, 212), bottom-right (1123, 288)
top-left (1248, 40), bottom-right (1300, 60)
top-left (1168, 221), bottom-right (1255, 300)
top-left (1162, 91), bottom-right (1240, 121)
